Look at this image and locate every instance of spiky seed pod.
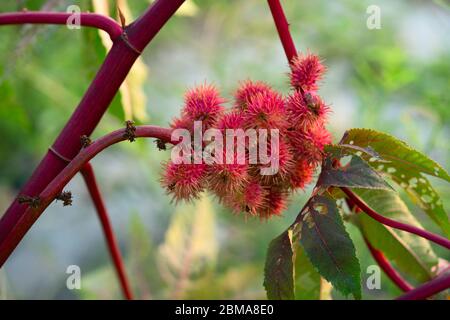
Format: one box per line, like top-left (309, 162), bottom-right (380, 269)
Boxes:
top-left (305, 121), bottom-right (332, 164)
top-left (207, 147), bottom-right (249, 197)
top-left (252, 137), bottom-right (295, 185)
top-left (259, 187), bottom-right (288, 219)
top-left (182, 84), bottom-right (225, 130)
top-left (308, 121), bottom-right (332, 150)
top-left (287, 132), bottom-right (323, 166)
top-left (161, 54), bottom-right (332, 220)
top-left (216, 111), bottom-right (246, 132)
top-left (234, 80), bottom-right (275, 111)
top-left (161, 161), bottom-right (208, 202)
top-left (290, 53), bottom-right (325, 91)
top-left (287, 121), bottom-right (331, 166)
top-left (207, 162), bottom-right (248, 198)
top-left (215, 111), bottom-right (254, 157)
top-left (170, 116), bottom-right (193, 131)
top-left (243, 91), bottom-right (288, 130)
top-left (243, 181), bottom-right (267, 215)
top-left (222, 180), bottom-right (267, 216)
top-left (288, 159), bottom-right (315, 190)
top-left (286, 91), bottom-right (329, 129)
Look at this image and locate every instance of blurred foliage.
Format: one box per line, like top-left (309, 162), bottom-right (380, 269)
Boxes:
top-left (0, 0), bottom-right (449, 299)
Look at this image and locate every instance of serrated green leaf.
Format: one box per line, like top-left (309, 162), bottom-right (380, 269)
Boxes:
top-left (339, 129), bottom-right (450, 237)
top-left (352, 189), bottom-right (438, 283)
top-left (318, 145), bottom-right (392, 191)
top-left (293, 242), bottom-right (332, 300)
top-left (264, 230), bottom-right (295, 300)
top-left (298, 193), bottom-right (361, 299)
top-left (392, 170), bottom-right (450, 237)
top-left (339, 128), bottom-right (450, 183)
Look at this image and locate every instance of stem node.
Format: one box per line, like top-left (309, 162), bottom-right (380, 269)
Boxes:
top-left (17, 195), bottom-right (41, 208)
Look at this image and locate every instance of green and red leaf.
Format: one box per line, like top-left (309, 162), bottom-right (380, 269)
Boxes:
top-left (264, 230), bottom-right (295, 300)
top-left (352, 188), bottom-right (438, 283)
top-left (298, 193), bottom-right (361, 299)
top-left (339, 128), bottom-right (450, 237)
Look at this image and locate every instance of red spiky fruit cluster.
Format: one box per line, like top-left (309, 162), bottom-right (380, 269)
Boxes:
top-left (161, 53), bottom-right (331, 219)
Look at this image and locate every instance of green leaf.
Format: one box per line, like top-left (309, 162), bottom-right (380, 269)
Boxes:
top-left (298, 193), bottom-right (361, 299)
top-left (318, 145), bottom-right (392, 190)
top-left (264, 230), bottom-right (295, 300)
top-left (393, 170), bottom-right (449, 238)
top-left (293, 242), bottom-right (332, 300)
top-left (339, 129), bottom-right (450, 237)
top-left (352, 189), bottom-right (438, 283)
top-left (340, 128), bottom-right (450, 182)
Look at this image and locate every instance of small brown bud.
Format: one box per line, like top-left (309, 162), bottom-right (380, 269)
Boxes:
top-left (123, 120), bottom-right (137, 142)
top-left (155, 139), bottom-right (167, 151)
top-left (80, 135), bottom-right (92, 148)
top-left (56, 191), bottom-right (73, 207)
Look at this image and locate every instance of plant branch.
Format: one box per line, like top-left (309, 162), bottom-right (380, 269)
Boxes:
top-left (0, 0), bottom-right (185, 257)
top-left (364, 237), bottom-right (414, 292)
top-left (396, 271), bottom-right (450, 300)
top-left (0, 125), bottom-right (173, 267)
top-left (267, 0), bottom-right (298, 64)
top-left (0, 12), bottom-right (122, 41)
top-left (345, 198), bottom-right (415, 292)
top-left (341, 187), bottom-right (450, 250)
top-left (80, 163), bottom-right (133, 300)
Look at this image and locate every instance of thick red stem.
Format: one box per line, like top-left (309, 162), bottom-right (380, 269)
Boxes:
top-left (396, 272), bottom-right (450, 300)
top-left (267, 0), bottom-right (298, 64)
top-left (341, 187), bottom-right (450, 250)
top-left (0, 0), bottom-right (185, 256)
top-left (0, 126), bottom-right (172, 266)
top-left (345, 198), bottom-right (414, 292)
top-left (0, 12), bottom-right (122, 40)
top-left (81, 163), bottom-right (133, 300)
top-left (364, 237), bottom-right (414, 292)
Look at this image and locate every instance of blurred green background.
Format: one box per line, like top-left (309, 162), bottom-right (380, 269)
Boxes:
top-left (0, 0), bottom-right (449, 299)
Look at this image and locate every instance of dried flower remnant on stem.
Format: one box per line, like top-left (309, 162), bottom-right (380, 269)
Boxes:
top-left (80, 135), bottom-right (92, 148)
top-left (123, 120), bottom-right (137, 142)
top-left (55, 191), bottom-right (73, 206)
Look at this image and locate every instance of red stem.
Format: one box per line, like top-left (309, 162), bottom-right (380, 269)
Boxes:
top-left (345, 198), bottom-right (414, 293)
top-left (364, 237), bottom-right (414, 292)
top-left (341, 187), bottom-right (450, 250)
top-left (0, 12), bottom-right (122, 41)
top-left (0, 126), bottom-right (172, 266)
top-left (267, 0), bottom-right (298, 64)
top-left (0, 0), bottom-right (185, 254)
top-left (81, 163), bottom-right (133, 300)
top-left (396, 272), bottom-right (450, 300)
